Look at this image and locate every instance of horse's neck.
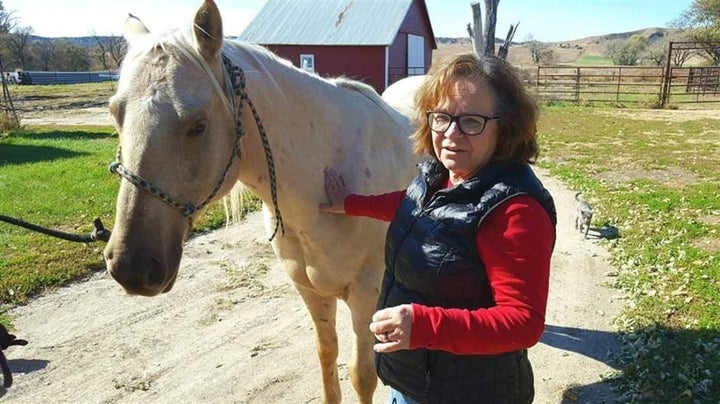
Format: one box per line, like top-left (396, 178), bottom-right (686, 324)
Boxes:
top-left (230, 43), bottom-right (332, 211)
top-left (228, 42), bottom-right (415, 218)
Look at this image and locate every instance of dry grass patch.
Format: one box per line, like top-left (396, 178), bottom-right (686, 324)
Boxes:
top-left (595, 167), bottom-right (700, 189)
top-left (692, 237), bottom-right (720, 253)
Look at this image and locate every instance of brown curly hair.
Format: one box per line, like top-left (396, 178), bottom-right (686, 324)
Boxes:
top-left (410, 53), bottom-right (539, 164)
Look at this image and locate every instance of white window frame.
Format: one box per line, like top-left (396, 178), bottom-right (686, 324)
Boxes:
top-left (300, 54), bottom-right (315, 72)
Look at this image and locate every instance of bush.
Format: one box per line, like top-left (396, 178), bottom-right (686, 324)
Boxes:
top-left (0, 111), bottom-right (20, 133)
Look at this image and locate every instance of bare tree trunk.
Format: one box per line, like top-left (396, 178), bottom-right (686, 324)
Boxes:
top-left (469, 3), bottom-right (483, 57)
top-left (497, 22), bottom-right (518, 60)
top-left (0, 54), bottom-right (19, 125)
top-left (483, 0), bottom-right (499, 56)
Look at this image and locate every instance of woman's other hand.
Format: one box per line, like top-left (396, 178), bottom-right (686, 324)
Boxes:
top-left (370, 304), bottom-right (413, 353)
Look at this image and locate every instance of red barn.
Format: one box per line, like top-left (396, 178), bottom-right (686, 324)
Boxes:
top-left (238, 0), bottom-right (437, 93)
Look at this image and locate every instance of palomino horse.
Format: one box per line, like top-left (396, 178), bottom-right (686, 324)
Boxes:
top-left (103, 0), bottom-right (417, 402)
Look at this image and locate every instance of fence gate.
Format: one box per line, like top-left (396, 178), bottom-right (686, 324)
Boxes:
top-left (661, 41), bottom-right (720, 106)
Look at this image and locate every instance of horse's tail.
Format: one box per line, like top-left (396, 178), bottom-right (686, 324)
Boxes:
top-left (223, 182), bottom-right (246, 226)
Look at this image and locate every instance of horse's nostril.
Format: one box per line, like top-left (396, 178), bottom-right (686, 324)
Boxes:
top-left (147, 257), bottom-right (164, 288)
top-left (106, 252), bottom-right (169, 296)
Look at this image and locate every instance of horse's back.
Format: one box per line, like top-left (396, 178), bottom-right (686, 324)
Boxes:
top-left (382, 75), bottom-right (426, 119)
top-left (331, 78), bottom-right (418, 194)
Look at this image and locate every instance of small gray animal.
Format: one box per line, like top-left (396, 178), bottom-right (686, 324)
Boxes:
top-left (575, 192), bottom-right (593, 238)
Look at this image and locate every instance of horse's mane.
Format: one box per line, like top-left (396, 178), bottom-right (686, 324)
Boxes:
top-left (123, 26), bottom-right (404, 127)
top-left (333, 77), bottom-right (410, 128)
top-left (224, 40), bottom-right (408, 128)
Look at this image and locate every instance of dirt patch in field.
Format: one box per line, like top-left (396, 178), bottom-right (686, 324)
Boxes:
top-left (19, 107), bottom-right (112, 127)
top-left (692, 236), bottom-right (720, 253)
top-left (596, 166), bottom-right (700, 189)
top-left (596, 109), bottom-right (720, 122)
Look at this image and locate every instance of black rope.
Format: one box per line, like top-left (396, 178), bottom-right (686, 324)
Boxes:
top-left (222, 53), bottom-right (284, 241)
top-left (0, 215), bottom-right (111, 243)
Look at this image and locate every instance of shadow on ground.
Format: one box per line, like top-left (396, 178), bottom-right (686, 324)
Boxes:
top-left (541, 324), bottom-right (620, 369)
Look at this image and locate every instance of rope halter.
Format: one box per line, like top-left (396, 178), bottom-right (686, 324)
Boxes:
top-left (109, 53), bottom-right (284, 241)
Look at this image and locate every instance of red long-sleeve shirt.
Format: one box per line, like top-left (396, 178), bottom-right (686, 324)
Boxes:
top-left (345, 188), bottom-right (554, 355)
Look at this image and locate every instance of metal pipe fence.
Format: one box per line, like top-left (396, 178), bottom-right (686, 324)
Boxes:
top-left (518, 65), bottom-right (719, 106)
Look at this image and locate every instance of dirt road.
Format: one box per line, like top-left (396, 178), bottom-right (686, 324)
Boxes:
top-left (1, 160), bottom-right (623, 403)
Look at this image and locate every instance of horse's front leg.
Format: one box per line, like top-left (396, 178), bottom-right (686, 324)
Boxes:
top-left (295, 284), bottom-right (341, 404)
top-left (346, 276), bottom-right (381, 404)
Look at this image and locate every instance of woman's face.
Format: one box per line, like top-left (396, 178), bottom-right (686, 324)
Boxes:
top-left (431, 78), bottom-right (499, 184)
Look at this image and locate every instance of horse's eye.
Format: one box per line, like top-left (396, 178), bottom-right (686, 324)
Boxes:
top-left (188, 119), bottom-right (207, 137)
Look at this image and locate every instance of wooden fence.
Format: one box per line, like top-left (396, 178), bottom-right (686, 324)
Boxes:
top-left (519, 65), bottom-right (720, 106)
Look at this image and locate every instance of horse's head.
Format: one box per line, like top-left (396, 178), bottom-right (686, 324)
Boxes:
top-left (104, 0), bottom-right (241, 296)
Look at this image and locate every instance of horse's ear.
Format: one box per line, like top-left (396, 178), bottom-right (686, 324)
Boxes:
top-left (193, 0), bottom-right (223, 61)
top-left (123, 13), bottom-right (151, 43)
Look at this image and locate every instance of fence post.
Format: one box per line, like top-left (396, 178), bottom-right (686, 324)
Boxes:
top-left (661, 41), bottom-right (673, 107)
top-left (617, 67), bottom-right (622, 102)
top-left (575, 67), bottom-right (580, 104)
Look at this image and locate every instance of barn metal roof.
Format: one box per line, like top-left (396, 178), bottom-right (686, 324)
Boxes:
top-left (238, 0), bottom-right (415, 46)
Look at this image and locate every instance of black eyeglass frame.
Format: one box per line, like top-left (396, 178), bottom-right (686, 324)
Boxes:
top-left (426, 111), bottom-right (500, 136)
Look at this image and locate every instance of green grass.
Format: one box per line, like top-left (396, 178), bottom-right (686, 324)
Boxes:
top-left (538, 106), bottom-right (720, 402)
top-left (0, 125), bottom-right (257, 310)
top-left (574, 54), bottom-right (615, 65)
top-left (10, 81), bottom-right (115, 107)
top-left (0, 126), bottom-right (117, 305)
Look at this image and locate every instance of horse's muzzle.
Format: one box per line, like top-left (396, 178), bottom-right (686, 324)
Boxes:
top-left (104, 246), bottom-right (179, 296)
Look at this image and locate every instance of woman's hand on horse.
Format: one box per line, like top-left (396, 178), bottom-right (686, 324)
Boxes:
top-left (319, 167), bottom-right (349, 214)
top-left (370, 304), bottom-right (413, 353)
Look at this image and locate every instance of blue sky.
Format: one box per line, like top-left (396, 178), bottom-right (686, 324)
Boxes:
top-left (4, 0), bottom-right (693, 42)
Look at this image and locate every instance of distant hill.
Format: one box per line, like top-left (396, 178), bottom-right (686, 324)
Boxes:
top-left (436, 37), bottom-right (472, 45)
top-left (28, 35), bottom-right (116, 47)
top-left (575, 27), bottom-right (673, 45)
top-left (30, 27), bottom-right (676, 68)
top-left (434, 27), bottom-right (677, 65)
top-left (436, 27), bottom-right (674, 46)
top-left (39, 27), bottom-right (674, 49)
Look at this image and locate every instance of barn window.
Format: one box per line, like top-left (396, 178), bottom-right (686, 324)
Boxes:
top-left (300, 54), bottom-right (315, 72)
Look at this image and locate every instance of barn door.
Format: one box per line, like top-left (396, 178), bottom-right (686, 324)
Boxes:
top-left (408, 34), bottom-right (425, 76)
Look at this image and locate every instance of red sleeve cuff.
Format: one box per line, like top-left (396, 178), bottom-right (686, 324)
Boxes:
top-left (409, 303), bottom-right (435, 350)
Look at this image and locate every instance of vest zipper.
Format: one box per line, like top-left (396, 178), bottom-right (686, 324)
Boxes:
top-left (423, 350), bottom-right (437, 400)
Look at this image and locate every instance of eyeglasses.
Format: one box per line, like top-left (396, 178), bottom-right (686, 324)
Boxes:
top-left (426, 111), bottom-right (499, 136)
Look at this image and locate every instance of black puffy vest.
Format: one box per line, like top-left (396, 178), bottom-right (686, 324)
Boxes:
top-left (376, 160), bottom-right (556, 404)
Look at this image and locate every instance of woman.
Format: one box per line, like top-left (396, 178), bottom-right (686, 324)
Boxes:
top-left (320, 53), bottom-right (556, 403)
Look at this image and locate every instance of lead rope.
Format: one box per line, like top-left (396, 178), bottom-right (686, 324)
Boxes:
top-left (222, 54), bottom-right (284, 241)
top-left (0, 214), bottom-right (110, 243)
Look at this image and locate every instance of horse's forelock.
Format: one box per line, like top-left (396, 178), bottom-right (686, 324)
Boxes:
top-left (123, 27), bottom-right (234, 116)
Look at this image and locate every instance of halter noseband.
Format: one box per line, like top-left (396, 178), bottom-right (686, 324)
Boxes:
top-left (109, 53), bottom-right (284, 241)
